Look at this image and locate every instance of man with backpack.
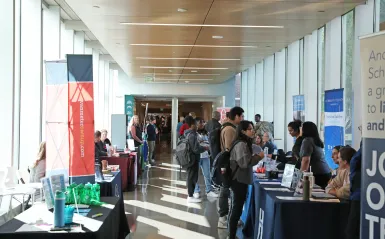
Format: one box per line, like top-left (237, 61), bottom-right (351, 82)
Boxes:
top-left (217, 107), bottom-right (244, 229)
top-left (180, 116), bottom-right (209, 203)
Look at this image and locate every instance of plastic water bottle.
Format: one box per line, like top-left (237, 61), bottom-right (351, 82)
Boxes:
top-left (264, 147), bottom-right (270, 171)
top-left (54, 191), bottom-right (65, 228)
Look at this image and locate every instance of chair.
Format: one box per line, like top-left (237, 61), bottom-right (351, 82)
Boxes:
top-left (16, 168), bottom-right (43, 202)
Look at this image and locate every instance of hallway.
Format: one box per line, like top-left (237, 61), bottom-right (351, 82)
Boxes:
top-left (123, 141), bottom-right (235, 239)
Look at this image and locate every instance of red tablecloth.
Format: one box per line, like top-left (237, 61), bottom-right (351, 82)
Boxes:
top-left (100, 154), bottom-right (136, 192)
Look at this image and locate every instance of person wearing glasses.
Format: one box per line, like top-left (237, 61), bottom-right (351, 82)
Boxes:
top-left (227, 121), bottom-right (264, 239)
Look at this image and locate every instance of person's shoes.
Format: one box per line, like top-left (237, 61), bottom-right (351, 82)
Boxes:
top-left (217, 215), bottom-right (228, 229)
top-left (193, 192), bottom-right (200, 199)
top-left (150, 160), bottom-right (156, 166)
top-left (187, 197), bottom-right (202, 203)
top-left (207, 191), bottom-right (219, 198)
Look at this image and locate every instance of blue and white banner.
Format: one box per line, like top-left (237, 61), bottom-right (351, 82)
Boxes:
top-left (324, 89), bottom-right (344, 169)
top-left (292, 95), bottom-right (305, 122)
top-left (359, 32), bottom-right (385, 239)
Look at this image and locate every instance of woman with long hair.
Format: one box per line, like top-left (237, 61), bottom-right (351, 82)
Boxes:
top-left (129, 115), bottom-right (143, 147)
top-left (300, 121), bottom-right (331, 189)
top-left (287, 120), bottom-right (303, 165)
top-left (255, 134), bottom-right (264, 148)
top-left (29, 142), bottom-right (46, 183)
top-left (228, 121), bottom-right (264, 239)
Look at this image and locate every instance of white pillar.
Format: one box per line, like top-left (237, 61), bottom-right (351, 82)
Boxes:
top-left (103, 61), bottom-right (110, 130)
top-left (19, 0), bottom-right (42, 169)
top-left (0, 0), bottom-right (16, 167)
top-left (74, 31), bottom-right (85, 54)
top-left (171, 97), bottom-right (179, 150)
top-left (255, 62), bottom-right (264, 117)
top-left (42, 6), bottom-right (61, 141)
top-left (60, 21), bottom-right (74, 58)
top-left (304, 30), bottom-right (318, 123)
top-left (325, 16), bottom-right (342, 90)
top-left (352, 0), bottom-right (374, 148)
top-left (263, 55), bottom-right (275, 122)
top-left (97, 58), bottom-right (105, 130)
top-left (92, 50), bottom-right (100, 131)
top-left (274, 50), bottom-right (286, 150)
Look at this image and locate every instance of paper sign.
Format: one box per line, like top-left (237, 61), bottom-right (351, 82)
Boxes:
top-left (281, 164), bottom-right (295, 188)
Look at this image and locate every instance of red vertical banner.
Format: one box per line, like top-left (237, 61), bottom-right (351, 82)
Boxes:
top-left (67, 55), bottom-right (94, 184)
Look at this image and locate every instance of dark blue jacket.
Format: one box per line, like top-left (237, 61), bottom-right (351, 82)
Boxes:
top-left (350, 141), bottom-right (362, 201)
top-left (146, 124), bottom-right (156, 141)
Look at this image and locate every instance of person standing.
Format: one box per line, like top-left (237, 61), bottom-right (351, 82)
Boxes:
top-left (218, 106), bottom-right (244, 229)
top-left (129, 115), bottom-right (143, 164)
top-left (228, 121), bottom-right (264, 239)
top-left (205, 111), bottom-right (221, 134)
top-left (299, 121), bottom-right (331, 189)
top-left (176, 116), bottom-right (185, 138)
top-left (194, 118), bottom-right (219, 199)
top-left (254, 114), bottom-right (261, 124)
top-left (146, 116), bottom-right (157, 165)
top-left (287, 120), bottom-right (304, 167)
top-left (184, 116), bottom-right (209, 203)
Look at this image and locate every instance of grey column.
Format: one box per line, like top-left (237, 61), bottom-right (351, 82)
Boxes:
top-left (171, 97), bottom-right (179, 150)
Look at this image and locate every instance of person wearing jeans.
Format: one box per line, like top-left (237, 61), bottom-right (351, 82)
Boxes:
top-left (146, 116), bottom-right (156, 165)
top-left (194, 119), bottom-right (219, 198)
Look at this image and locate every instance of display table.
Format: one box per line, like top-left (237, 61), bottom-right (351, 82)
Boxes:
top-left (100, 153), bottom-right (136, 192)
top-left (243, 174), bottom-right (350, 239)
top-left (0, 197), bottom-right (130, 239)
top-left (96, 171), bottom-right (122, 198)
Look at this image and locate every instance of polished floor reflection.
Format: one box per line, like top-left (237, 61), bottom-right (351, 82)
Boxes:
top-left (123, 141), bottom-right (242, 239)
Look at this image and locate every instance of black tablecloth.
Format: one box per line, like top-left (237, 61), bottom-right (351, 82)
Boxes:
top-left (98, 171), bottom-right (123, 198)
top-left (243, 175), bottom-right (350, 239)
top-left (0, 197), bottom-right (130, 239)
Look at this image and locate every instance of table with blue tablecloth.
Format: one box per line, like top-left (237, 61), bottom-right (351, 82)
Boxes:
top-left (242, 173), bottom-right (350, 239)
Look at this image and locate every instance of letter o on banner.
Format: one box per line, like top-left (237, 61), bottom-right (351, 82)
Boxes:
top-left (367, 182), bottom-right (385, 210)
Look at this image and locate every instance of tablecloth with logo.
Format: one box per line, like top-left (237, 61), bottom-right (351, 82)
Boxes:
top-left (242, 174), bottom-right (350, 239)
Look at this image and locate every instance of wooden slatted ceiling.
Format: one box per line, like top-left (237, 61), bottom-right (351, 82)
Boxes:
top-left (65, 0), bottom-right (363, 84)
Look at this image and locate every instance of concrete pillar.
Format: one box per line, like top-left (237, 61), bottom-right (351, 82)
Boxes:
top-left (74, 31), bottom-right (85, 54)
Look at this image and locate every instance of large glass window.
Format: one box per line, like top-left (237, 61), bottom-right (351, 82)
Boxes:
top-left (299, 38), bottom-right (304, 94)
top-left (342, 11), bottom-right (354, 146)
top-left (380, 0), bottom-right (385, 31)
top-left (317, 27), bottom-right (325, 140)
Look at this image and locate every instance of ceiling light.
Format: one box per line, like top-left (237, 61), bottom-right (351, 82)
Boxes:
top-left (177, 8), bottom-right (187, 12)
top-left (183, 82), bottom-right (209, 85)
top-left (318, 10), bottom-right (325, 13)
top-left (191, 70), bottom-right (198, 73)
top-left (168, 70), bottom-right (173, 73)
top-left (93, 6), bottom-right (100, 8)
top-left (136, 57), bottom-right (240, 61)
top-left (140, 66), bottom-right (228, 70)
top-left (156, 79), bottom-right (213, 81)
top-left (131, 43), bottom-right (257, 48)
top-left (120, 22), bottom-right (284, 29)
top-left (143, 73), bottom-right (220, 76)
top-left (185, 81), bottom-right (190, 83)
top-left (212, 36), bottom-right (223, 39)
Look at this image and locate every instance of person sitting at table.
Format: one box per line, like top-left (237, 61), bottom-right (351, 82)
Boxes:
top-left (325, 146), bottom-right (356, 199)
top-left (287, 120), bottom-right (303, 167)
top-left (228, 121), bottom-right (264, 239)
top-left (299, 121), bottom-right (331, 189)
top-left (262, 132), bottom-right (276, 157)
top-left (331, 145), bottom-right (342, 178)
top-left (255, 134), bottom-right (264, 148)
top-left (101, 129), bottom-right (112, 150)
top-left (95, 130), bottom-right (108, 162)
top-left (29, 141), bottom-right (46, 183)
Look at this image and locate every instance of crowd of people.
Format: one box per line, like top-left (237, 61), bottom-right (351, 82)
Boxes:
top-left (177, 106), bottom-right (362, 239)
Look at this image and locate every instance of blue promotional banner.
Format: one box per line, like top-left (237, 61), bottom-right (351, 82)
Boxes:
top-left (359, 32), bottom-right (385, 239)
top-left (324, 89), bottom-right (344, 169)
top-left (292, 95), bottom-right (305, 121)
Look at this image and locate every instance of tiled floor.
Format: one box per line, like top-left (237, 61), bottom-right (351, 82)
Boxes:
top-left (123, 140), bottom-right (241, 239)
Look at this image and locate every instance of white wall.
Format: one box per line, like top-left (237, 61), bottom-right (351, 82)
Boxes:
top-left (274, 50), bottom-right (286, 149)
top-left (247, 65), bottom-right (256, 120)
top-left (304, 30), bottom-right (318, 123)
top-left (255, 62), bottom-right (264, 118)
top-left (19, 0), bottom-right (42, 169)
top-left (60, 22), bottom-right (74, 59)
top-left (263, 56), bottom-right (274, 122)
top-left (0, 0), bottom-right (16, 167)
top-left (74, 31), bottom-right (85, 54)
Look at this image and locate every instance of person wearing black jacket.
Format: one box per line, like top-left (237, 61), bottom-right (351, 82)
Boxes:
top-left (95, 130), bottom-right (107, 163)
top-left (205, 111), bottom-right (221, 134)
top-left (184, 116), bottom-right (209, 203)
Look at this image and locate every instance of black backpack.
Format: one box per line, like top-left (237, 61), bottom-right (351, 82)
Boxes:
top-left (208, 122), bottom-right (236, 160)
top-left (212, 140), bottom-right (241, 180)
